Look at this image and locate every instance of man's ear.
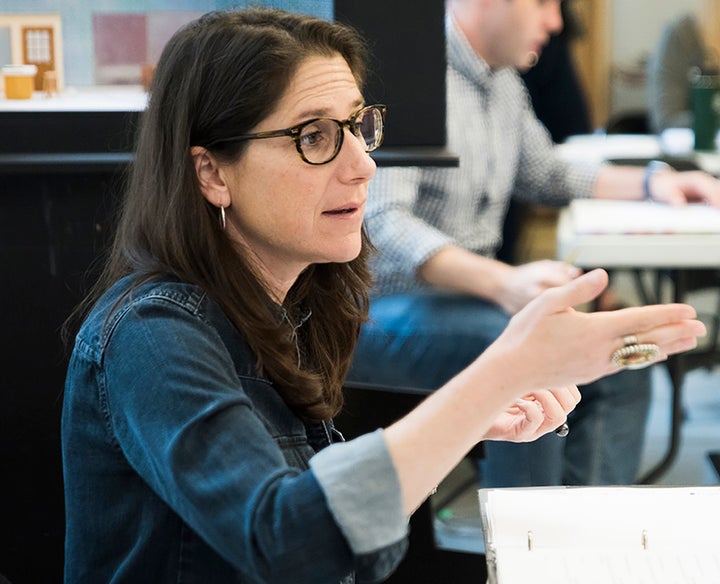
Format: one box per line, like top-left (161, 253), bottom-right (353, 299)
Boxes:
top-left (190, 146), bottom-right (230, 208)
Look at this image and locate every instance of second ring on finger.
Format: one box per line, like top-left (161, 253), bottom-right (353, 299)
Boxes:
top-left (622, 334), bottom-right (639, 346)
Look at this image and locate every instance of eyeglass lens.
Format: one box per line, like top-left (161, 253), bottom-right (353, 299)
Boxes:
top-left (297, 107), bottom-right (383, 164)
top-left (357, 107), bottom-right (384, 152)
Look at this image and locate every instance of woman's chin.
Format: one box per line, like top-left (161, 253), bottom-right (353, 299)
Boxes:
top-left (321, 240), bottom-right (363, 265)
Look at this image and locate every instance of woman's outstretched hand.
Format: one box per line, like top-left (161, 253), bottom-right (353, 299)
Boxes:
top-left (475, 268), bottom-right (705, 442)
top-left (481, 268), bottom-right (706, 398)
top-left (384, 269), bottom-right (706, 515)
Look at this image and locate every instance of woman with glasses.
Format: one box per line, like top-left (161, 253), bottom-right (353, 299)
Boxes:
top-left (61, 8), bottom-right (705, 584)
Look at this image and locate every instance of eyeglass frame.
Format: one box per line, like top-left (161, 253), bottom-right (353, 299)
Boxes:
top-left (203, 104), bottom-right (387, 165)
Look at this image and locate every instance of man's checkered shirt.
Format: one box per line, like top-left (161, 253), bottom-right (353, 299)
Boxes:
top-left (364, 13), bottom-right (600, 297)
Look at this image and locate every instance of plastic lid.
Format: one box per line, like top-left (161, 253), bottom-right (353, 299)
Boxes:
top-left (2, 64), bottom-right (38, 76)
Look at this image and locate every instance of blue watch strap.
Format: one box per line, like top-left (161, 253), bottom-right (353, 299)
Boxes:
top-left (643, 160), bottom-right (671, 201)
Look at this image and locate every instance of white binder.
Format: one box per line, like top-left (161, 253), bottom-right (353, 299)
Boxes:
top-left (478, 486), bottom-right (720, 583)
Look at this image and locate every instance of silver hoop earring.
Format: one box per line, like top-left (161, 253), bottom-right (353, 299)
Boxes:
top-left (219, 205), bottom-right (226, 230)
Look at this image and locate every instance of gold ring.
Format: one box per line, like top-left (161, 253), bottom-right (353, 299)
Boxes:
top-left (611, 343), bottom-right (660, 370)
top-left (622, 335), bottom-right (639, 346)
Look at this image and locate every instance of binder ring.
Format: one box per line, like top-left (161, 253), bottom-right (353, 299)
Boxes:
top-left (611, 343), bottom-right (660, 370)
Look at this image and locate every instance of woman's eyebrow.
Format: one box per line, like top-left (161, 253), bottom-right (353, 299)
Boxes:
top-left (293, 99), bottom-right (365, 122)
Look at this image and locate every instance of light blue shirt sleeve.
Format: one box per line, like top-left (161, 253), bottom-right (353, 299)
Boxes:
top-left (310, 429), bottom-right (408, 555)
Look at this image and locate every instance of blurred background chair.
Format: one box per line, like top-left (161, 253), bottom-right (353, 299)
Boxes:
top-left (605, 110), bottom-right (650, 134)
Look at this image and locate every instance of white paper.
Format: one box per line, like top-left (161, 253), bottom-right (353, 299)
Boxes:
top-left (569, 199), bottom-right (720, 235)
top-left (493, 549), bottom-right (720, 584)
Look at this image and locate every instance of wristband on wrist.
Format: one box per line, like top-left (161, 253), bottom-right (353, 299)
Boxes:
top-left (642, 160), bottom-right (672, 201)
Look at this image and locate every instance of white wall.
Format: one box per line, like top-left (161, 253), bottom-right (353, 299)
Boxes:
top-left (610, 0), bottom-right (705, 114)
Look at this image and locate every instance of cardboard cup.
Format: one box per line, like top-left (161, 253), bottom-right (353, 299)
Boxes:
top-left (2, 64), bottom-right (38, 99)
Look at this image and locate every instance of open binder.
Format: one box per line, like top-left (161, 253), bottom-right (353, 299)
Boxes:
top-left (478, 486), bottom-right (720, 583)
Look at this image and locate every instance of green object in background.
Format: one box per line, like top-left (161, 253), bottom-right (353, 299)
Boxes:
top-left (689, 67), bottom-right (720, 151)
top-left (436, 508), bottom-right (454, 520)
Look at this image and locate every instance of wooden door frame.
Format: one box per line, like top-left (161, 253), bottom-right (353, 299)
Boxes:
top-left (569, 0), bottom-right (611, 131)
top-left (21, 26), bottom-right (55, 91)
top-left (701, 0), bottom-right (720, 60)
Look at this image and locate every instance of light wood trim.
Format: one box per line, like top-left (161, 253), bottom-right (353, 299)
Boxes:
top-left (569, 0), bottom-right (610, 130)
top-left (701, 0), bottom-right (720, 61)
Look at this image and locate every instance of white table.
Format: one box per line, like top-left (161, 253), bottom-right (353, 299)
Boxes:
top-left (0, 85), bottom-right (147, 112)
top-left (557, 200), bottom-right (720, 483)
top-left (557, 200), bottom-right (720, 268)
top-left (555, 133), bottom-right (720, 176)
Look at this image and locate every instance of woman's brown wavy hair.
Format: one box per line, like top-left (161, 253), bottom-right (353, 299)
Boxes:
top-left (67, 8), bottom-right (373, 420)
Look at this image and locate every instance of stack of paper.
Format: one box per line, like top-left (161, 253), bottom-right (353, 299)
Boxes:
top-left (569, 199), bottom-right (720, 235)
top-left (479, 486), bottom-right (720, 584)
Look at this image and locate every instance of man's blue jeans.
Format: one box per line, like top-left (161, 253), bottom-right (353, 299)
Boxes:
top-left (348, 293), bottom-right (652, 486)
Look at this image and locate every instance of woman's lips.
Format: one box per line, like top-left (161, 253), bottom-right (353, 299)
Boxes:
top-left (323, 207), bottom-right (356, 215)
top-left (322, 201), bottom-right (364, 216)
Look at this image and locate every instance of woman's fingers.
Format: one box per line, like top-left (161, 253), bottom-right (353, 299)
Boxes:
top-left (491, 272), bottom-right (707, 397)
top-left (537, 268), bottom-right (609, 314)
top-left (518, 386), bottom-right (580, 437)
top-left (606, 318), bottom-right (706, 355)
top-left (513, 398), bottom-right (545, 430)
top-left (489, 386), bottom-right (581, 443)
top-left (621, 318), bottom-right (705, 346)
top-left (602, 313), bottom-right (705, 373)
top-left (532, 385), bottom-right (581, 413)
top-left (603, 302), bottom-right (698, 331)
top-left (661, 336), bottom-right (701, 357)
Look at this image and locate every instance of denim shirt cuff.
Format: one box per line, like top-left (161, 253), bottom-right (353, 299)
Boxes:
top-left (310, 429), bottom-right (408, 555)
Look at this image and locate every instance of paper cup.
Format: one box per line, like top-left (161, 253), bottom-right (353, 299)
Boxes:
top-left (2, 64), bottom-right (38, 99)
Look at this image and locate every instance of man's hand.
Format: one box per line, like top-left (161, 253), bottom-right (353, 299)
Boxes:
top-left (650, 169), bottom-right (720, 207)
top-left (497, 259), bottom-right (582, 314)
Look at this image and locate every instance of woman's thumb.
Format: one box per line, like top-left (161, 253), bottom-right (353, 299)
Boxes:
top-left (540, 268), bottom-right (608, 313)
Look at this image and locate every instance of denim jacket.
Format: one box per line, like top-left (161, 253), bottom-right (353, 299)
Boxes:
top-left (62, 276), bottom-right (408, 583)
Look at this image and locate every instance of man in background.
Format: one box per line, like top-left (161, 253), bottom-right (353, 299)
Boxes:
top-left (350, 0), bottom-right (720, 487)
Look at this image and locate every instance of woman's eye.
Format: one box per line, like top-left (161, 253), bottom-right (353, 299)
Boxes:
top-left (299, 121), bottom-right (332, 149)
top-left (300, 129), bottom-right (326, 148)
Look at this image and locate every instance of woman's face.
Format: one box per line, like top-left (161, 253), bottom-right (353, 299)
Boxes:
top-left (222, 54), bottom-right (376, 299)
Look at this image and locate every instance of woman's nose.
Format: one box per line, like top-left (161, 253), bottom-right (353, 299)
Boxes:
top-left (338, 127), bottom-right (377, 180)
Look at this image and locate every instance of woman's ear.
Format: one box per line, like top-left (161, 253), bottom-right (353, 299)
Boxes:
top-left (190, 146), bottom-right (230, 208)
